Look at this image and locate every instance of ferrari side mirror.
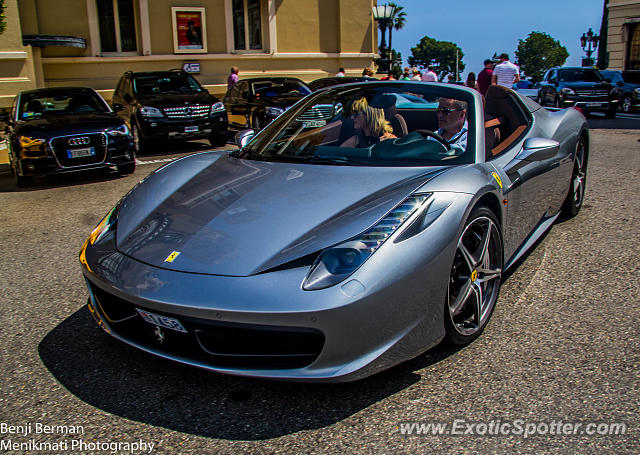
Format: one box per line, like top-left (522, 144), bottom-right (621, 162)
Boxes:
top-left (235, 129), bottom-right (255, 148)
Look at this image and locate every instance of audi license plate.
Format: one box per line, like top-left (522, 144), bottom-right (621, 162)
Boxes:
top-left (136, 308), bottom-right (188, 333)
top-left (67, 147), bottom-right (95, 158)
top-left (586, 102), bottom-right (604, 107)
top-left (184, 126), bottom-right (199, 133)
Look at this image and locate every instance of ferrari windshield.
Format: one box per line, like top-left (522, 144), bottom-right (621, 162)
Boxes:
top-left (133, 73), bottom-right (203, 95)
top-left (18, 90), bottom-right (109, 119)
top-left (239, 83), bottom-right (477, 167)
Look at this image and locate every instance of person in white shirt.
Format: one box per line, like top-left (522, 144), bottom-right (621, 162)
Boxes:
top-left (421, 65), bottom-right (438, 82)
top-left (492, 53), bottom-right (520, 88)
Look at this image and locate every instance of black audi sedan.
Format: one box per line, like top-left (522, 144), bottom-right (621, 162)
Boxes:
top-left (3, 87), bottom-right (135, 187)
top-left (111, 70), bottom-right (228, 151)
top-left (223, 77), bottom-right (312, 132)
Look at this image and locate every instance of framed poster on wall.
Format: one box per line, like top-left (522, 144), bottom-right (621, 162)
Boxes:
top-left (171, 7), bottom-right (208, 53)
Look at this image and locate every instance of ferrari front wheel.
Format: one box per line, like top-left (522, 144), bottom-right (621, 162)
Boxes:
top-left (445, 207), bottom-right (503, 345)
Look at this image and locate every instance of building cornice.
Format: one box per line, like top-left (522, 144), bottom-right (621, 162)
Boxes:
top-left (0, 51), bottom-right (28, 59)
top-left (40, 52), bottom-right (377, 64)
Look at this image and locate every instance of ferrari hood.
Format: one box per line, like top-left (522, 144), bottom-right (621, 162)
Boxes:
top-left (116, 153), bottom-right (446, 276)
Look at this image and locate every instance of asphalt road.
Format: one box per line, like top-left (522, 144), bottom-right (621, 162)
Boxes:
top-left (0, 129), bottom-right (638, 454)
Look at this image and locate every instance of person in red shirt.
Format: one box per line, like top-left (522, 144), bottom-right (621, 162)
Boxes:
top-left (476, 59), bottom-right (494, 96)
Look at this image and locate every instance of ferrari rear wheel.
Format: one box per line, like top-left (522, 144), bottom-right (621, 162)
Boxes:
top-left (562, 136), bottom-right (587, 217)
top-left (445, 207), bottom-right (503, 345)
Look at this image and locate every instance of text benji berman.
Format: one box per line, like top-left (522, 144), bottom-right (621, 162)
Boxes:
top-left (1, 423), bottom-right (84, 436)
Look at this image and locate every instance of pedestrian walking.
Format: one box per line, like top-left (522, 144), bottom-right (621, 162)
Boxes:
top-left (492, 53), bottom-right (520, 88)
top-left (465, 72), bottom-right (476, 89)
top-left (227, 66), bottom-right (239, 89)
top-left (421, 65), bottom-right (438, 82)
top-left (476, 59), bottom-right (494, 95)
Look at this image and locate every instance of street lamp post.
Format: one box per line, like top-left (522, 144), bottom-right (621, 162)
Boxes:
top-left (372, 4), bottom-right (395, 74)
top-left (580, 28), bottom-right (599, 67)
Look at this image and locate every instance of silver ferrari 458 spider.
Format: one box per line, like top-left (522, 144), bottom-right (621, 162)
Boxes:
top-left (80, 81), bottom-right (588, 382)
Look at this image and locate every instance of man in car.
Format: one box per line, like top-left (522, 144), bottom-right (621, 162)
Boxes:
top-left (432, 98), bottom-right (468, 155)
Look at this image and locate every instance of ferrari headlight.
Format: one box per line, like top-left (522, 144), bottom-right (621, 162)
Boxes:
top-left (561, 88), bottom-right (575, 95)
top-left (140, 106), bottom-right (164, 118)
top-left (88, 205), bottom-right (119, 245)
top-left (303, 194), bottom-right (431, 290)
top-left (266, 106), bottom-right (285, 117)
top-left (19, 136), bottom-right (45, 148)
top-left (106, 124), bottom-right (131, 136)
top-left (210, 102), bottom-right (225, 115)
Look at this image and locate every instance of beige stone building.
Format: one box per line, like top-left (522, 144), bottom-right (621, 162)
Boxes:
top-left (0, 0), bottom-right (377, 108)
top-left (605, 0), bottom-right (640, 69)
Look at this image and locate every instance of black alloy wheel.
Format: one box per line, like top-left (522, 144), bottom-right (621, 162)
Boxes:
top-left (621, 95), bottom-right (632, 113)
top-left (132, 122), bottom-right (145, 153)
top-left (252, 113), bottom-right (262, 131)
top-left (554, 96), bottom-right (562, 108)
top-left (209, 132), bottom-right (228, 148)
top-left (445, 207), bottom-right (503, 345)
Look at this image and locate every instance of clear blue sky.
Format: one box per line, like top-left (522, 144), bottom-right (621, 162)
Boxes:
top-left (389, 0), bottom-right (606, 79)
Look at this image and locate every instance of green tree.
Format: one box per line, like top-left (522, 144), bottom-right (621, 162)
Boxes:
top-left (515, 31), bottom-right (569, 81)
top-left (387, 2), bottom-right (407, 62)
top-left (409, 36), bottom-right (465, 81)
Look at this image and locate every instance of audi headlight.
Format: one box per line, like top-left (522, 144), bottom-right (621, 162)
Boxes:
top-left (610, 88), bottom-right (618, 96)
top-left (19, 136), bottom-right (45, 148)
top-left (210, 102), bottom-right (225, 115)
top-left (266, 106), bottom-right (285, 117)
top-left (140, 106), bottom-right (163, 118)
top-left (561, 88), bottom-right (575, 95)
top-left (303, 194), bottom-right (431, 290)
top-left (634, 88), bottom-right (640, 95)
top-left (106, 124), bottom-right (131, 136)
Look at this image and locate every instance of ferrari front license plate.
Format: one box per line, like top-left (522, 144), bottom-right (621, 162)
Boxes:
top-left (136, 308), bottom-right (188, 333)
top-left (67, 147), bottom-right (95, 158)
top-left (586, 102), bottom-right (603, 107)
top-left (184, 126), bottom-right (198, 133)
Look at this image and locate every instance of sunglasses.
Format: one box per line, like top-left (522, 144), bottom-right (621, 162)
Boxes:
top-left (437, 107), bottom-right (462, 115)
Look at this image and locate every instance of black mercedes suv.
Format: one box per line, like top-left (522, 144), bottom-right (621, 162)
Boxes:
top-left (537, 67), bottom-right (618, 117)
top-left (111, 70), bottom-right (228, 151)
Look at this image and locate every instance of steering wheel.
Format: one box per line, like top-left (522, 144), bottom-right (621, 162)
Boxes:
top-left (413, 129), bottom-right (451, 151)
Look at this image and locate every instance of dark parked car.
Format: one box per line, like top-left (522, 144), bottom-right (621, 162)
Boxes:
top-left (3, 87), bottom-right (135, 187)
top-left (600, 69), bottom-right (640, 113)
top-left (308, 76), bottom-right (372, 91)
top-left (111, 70), bottom-right (228, 151)
top-left (223, 77), bottom-right (312, 132)
top-left (537, 67), bottom-right (618, 117)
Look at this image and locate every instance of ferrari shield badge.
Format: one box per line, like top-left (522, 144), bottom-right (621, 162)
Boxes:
top-left (164, 251), bottom-right (181, 263)
top-left (491, 172), bottom-right (503, 189)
